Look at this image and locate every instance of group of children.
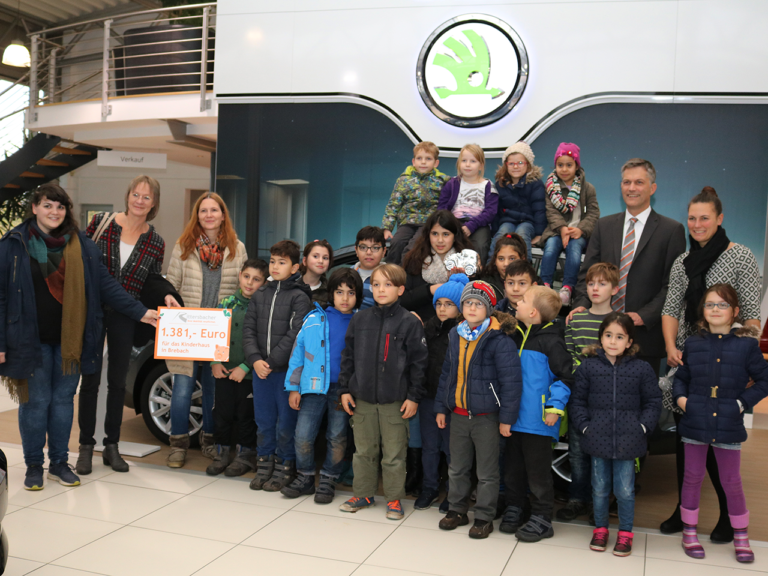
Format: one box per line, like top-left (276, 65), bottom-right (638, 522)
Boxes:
top-left (193, 141), bottom-right (766, 565)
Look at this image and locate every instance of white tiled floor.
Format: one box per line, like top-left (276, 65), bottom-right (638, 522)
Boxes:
top-left (0, 441), bottom-right (765, 576)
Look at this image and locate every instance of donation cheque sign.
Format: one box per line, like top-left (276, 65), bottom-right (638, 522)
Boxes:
top-left (154, 307), bottom-right (232, 362)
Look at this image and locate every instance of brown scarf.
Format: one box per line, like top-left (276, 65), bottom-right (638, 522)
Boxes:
top-left (3, 233), bottom-right (86, 403)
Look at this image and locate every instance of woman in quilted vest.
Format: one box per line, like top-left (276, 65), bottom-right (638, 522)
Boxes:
top-left (165, 193), bottom-right (247, 468)
top-left (673, 284), bottom-right (768, 564)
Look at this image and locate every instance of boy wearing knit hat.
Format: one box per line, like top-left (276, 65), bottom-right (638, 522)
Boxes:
top-left (414, 273), bottom-right (469, 512)
top-left (490, 141), bottom-right (547, 262)
top-left (500, 286), bottom-right (574, 543)
top-left (435, 280), bottom-right (522, 539)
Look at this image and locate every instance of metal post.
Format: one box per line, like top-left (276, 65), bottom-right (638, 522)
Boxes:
top-left (101, 19), bottom-right (112, 120)
top-left (200, 6), bottom-right (209, 112)
top-left (48, 48), bottom-right (57, 104)
top-left (29, 35), bottom-right (38, 122)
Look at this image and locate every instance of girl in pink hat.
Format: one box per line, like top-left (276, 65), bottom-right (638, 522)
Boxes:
top-left (539, 143), bottom-right (600, 306)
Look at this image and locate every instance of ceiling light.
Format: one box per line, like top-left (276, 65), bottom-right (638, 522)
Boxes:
top-left (2, 40), bottom-right (30, 67)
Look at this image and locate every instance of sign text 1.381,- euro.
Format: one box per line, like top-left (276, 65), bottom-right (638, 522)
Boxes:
top-left (154, 307), bottom-right (232, 362)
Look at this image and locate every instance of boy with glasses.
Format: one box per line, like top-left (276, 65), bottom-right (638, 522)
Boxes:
top-left (353, 226), bottom-right (387, 309)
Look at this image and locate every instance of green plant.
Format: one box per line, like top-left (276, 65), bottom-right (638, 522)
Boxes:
top-left (0, 190), bottom-right (30, 234)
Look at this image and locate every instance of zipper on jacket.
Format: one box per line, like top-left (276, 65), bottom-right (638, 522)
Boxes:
top-left (490, 383), bottom-right (501, 406)
top-left (266, 280), bottom-right (282, 356)
top-left (374, 311), bottom-right (385, 404)
top-left (384, 334), bottom-right (390, 363)
top-left (612, 364), bottom-right (618, 459)
top-left (12, 255), bottom-right (16, 283)
top-left (461, 341), bottom-right (470, 418)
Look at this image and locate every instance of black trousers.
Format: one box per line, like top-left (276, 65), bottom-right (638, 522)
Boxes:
top-left (213, 377), bottom-right (257, 448)
top-left (504, 431), bottom-right (555, 518)
top-left (78, 309), bottom-right (136, 446)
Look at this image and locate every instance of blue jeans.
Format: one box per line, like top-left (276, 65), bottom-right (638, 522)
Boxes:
top-left (489, 222), bottom-right (535, 262)
top-left (592, 457), bottom-right (635, 532)
top-left (18, 344), bottom-right (81, 466)
top-left (419, 398), bottom-right (450, 490)
top-left (408, 409), bottom-right (422, 448)
top-left (294, 382), bottom-right (349, 478)
top-left (170, 362), bottom-right (215, 436)
top-left (540, 236), bottom-right (587, 287)
top-left (253, 371), bottom-right (298, 460)
top-left (568, 419), bottom-right (592, 503)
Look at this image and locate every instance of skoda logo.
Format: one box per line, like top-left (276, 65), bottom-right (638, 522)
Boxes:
top-left (416, 14), bottom-right (529, 128)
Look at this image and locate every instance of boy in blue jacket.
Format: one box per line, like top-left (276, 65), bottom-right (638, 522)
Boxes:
top-left (281, 268), bottom-right (363, 504)
top-left (435, 280), bottom-right (522, 539)
top-left (501, 285), bottom-right (573, 542)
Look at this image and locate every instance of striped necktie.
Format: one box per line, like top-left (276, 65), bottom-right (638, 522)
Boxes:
top-left (612, 217), bottom-right (638, 312)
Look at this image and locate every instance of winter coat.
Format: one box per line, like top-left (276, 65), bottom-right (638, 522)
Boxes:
top-left (165, 239), bottom-right (247, 377)
top-left (434, 311), bottom-right (522, 424)
top-left (285, 303), bottom-right (356, 395)
top-left (494, 167), bottom-right (547, 236)
top-left (495, 297), bottom-right (517, 317)
top-left (539, 176), bottom-right (600, 244)
top-left (212, 290), bottom-right (252, 379)
top-left (242, 272), bottom-right (313, 372)
top-left (423, 315), bottom-right (458, 399)
top-left (400, 271), bottom-right (436, 322)
top-left (510, 321), bottom-right (573, 440)
top-left (303, 275), bottom-right (329, 309)
top-left (673, 326), bottom-right (768, 444)
top-left (338, 301), bottom-right (428, 405)
top-left (570, 347), bottom-right (661, 460)
top-left (0, 220), bottom-right (147, 379)
top-left (382, 166), bottom-right (449, 230)
top-left (437, 177), bottom-right (499, 234)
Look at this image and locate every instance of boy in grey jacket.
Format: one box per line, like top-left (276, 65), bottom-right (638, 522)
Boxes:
top-left (243, 240), bottom-right (312, 492)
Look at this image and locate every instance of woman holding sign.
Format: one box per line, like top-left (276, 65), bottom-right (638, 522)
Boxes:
top-left (165, 192), bottom-right (247, 468)
top-left (0, 183), bottom-right (157, 490)
top-left (77, 175), bottom-right (167, 475)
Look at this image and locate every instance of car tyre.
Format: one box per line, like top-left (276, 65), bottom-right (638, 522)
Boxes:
top-left (140, 363), bottom-right (203, 447)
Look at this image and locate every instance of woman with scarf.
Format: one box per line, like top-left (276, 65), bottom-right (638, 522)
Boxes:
top-left (165, 192), bottom-right (247, 468)
top-left (0, 184), bottom-right (156, 490)
top-left (660, 186), bottom-right (762, 542)
top-left (77, 175), bottom-right (167, 476)
top-left (400, 210), bottom-right (474, 323)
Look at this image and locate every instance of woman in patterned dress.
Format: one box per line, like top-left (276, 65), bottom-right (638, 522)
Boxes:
top-left (659, 186), bottom-right (762, 541)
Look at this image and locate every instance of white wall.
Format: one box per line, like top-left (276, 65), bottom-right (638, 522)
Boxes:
top-left (60, 160), bottom-right (210, 273)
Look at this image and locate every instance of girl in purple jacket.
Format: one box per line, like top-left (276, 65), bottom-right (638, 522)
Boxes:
top-left (437, 144), bottom-right (498, 264)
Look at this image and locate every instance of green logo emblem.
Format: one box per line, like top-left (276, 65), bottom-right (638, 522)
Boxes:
top-left (223, 309), bottom-right (232, 318)
top-left (432, 30), bottom-right (503, 100)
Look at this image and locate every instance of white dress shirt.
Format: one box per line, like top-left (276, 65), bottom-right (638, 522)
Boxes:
top-left (623, 205), bottom-right (652, 244)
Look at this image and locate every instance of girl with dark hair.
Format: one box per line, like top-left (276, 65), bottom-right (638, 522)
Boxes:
top-left (672, 284), bottom-right (768, 564)
top-left (660, 187), bottom-right (762, 540)
top-left (77, 174), bottom-right (167, 475)
top-left (400, 210), bottom-right (473, 322)
top-left (300, 239), bottom-right (333, 307)
top-left (479, 232), bottom-right (527, 302)
top-left (0, 184), bottom-right (157, 490)
top-left (570, 312), bottom-right (662, 557)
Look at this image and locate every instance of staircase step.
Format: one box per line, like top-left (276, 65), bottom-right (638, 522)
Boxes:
top-left (51, 146), bottom-right (92, 156)
top-left (2, 184), bottom-right (20, 189)
top-left (36, 159), bottom-right (69, 167)
top-left (20, 171), bottom-right (45, 178)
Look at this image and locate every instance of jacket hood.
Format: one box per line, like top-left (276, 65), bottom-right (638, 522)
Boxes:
top-left (525, 165), bottom-right (543, 183)
top-left (403, 165), bottom-right (447, 180)
top-left (372, 300), bottom-right (403, 317)
top-left (582, 344), bottom-right (640, 364)
top-left (733, 325), bottom-right (760, 340)
top-left (456, 310), bottom-right (517, 336)
top-left (266, 272), bottom-right (312, 297)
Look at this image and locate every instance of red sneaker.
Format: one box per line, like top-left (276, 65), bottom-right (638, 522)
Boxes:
top-left (590, 527), bottom-right (609, 552)
top-left (613, 530), bottom-right (634, 556)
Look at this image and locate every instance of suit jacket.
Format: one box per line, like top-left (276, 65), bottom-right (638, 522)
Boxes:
top-left (573, 209), bottom-right (686, 358)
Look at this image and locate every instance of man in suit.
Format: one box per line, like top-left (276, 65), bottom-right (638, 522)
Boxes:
top-left (570, 158), bottom-right (686, 375)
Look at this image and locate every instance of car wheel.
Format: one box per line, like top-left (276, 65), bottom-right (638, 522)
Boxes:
top-left (140, 364), bottom-right (203, 446)
top-left (551, 441), bottom-right (571, 494)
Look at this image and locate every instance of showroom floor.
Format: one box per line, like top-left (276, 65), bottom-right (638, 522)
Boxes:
top-left (0, 442), bottom-right (766, 576)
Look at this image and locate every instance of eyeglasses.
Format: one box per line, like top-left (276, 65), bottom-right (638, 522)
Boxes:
top-left (507, 160), bottom-right (526, 167)
top-left (462, 301), bottom-right (485, 309)
top-left (356, 244), bottom-right (382, 253)
top-left (704, 302), bottom-right (731, 310)
top-left (436, 301), bottom-right (456, 309)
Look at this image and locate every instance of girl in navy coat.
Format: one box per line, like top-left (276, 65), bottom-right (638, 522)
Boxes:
top-left (570, 312), bottom-right (661, 557)
top-left (673, 284), bottom-right (768, 564)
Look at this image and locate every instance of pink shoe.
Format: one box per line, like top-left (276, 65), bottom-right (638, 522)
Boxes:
top-left (590, 527), bottom-right (609, 551)
top-left (559, 285), bottom-right (572, 306)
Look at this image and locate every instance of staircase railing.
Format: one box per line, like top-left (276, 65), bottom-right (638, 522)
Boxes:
top-left (27, 2), bottom-right (216, 121)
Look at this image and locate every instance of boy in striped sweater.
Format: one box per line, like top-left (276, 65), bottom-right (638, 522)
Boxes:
top-left (558, 262), bottom-right (619, 522)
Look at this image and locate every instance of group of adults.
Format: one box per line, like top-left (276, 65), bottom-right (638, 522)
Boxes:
top-left (0, 177), bottom-right (246, 489)
top-left (0, 156), bottom-right (762, 542)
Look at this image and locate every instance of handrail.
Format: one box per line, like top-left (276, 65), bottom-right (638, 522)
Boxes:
top-left (29, 2), bottom-right (217, 36)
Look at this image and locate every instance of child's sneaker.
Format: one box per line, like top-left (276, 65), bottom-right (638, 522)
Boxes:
top-left (281, 472), bottom-right (315, 498)
top-left (439, 497), bottom-right (450, 514)
top-left (590, 527), bottom-right (609, 551)
top-left (262, 457), bottom-right (295, 492)
top-left (439, 510), bottom-right (469, 530)
top-left (500, 505), bottom-right (523, 534)
top-left (24, 465), bottom-right (44, 490)
top-left (339, 496), bottom-right (375, 513)
top-left (556, 500), bottom-right (589, 522)
top-left (47, 462), bottom-right (80, 487)
top-left (414, 487), bottom-right (439, 510)
top-left (386, 500), bottom-right (404, 521)
top-left (516, 515), bottom-right (554, 542)
top-left (205, 445), bottom-right (230, 476)
top-left (314, 475), bottom-right (337, 504)
top-left (559, 285), bottom-right (572, 306)
top-left (249, 455), bottom-right (274, 490)
top-left (469, 519), bottom-right (494, 539)
top-left (613, 530), bottom-right (634, 556)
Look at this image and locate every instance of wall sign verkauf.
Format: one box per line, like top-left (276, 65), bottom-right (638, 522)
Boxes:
top-left (416, 14), bottom-right (529, 128)
top-left (97, 150), bottom-right (167, 169)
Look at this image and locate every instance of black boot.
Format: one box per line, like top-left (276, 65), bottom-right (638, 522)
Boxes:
top-left (710, 514), bottom-right (734, 543)
top-left (660, 504), bottom-right (683, 534)
top-left (404, 448), bottom-right (423, 496)
top-left (102, 443), bottom-right (129, 473)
